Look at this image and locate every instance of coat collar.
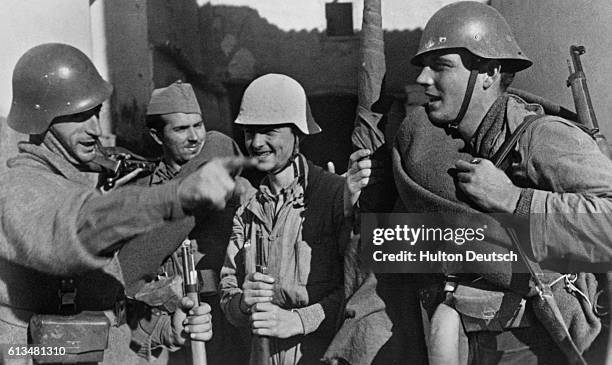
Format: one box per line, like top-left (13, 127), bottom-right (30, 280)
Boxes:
top-left (8, 141), bottom-right (96, 187)
top-left (470, 93), bottom-right (545, 159)
top-left (246, 154), bottom-right (309, 224)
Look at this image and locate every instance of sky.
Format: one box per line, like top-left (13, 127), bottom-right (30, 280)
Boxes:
top-left (201, 0), bottom-right (483, 31)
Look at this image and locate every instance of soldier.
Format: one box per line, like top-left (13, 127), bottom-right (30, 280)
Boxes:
top-left (402, 2), bottom-right (612, 364)
top-left (0, 43), bottom-right (250, 364)
top-left (220, 74), bottom-right (361, 365)
top-left (125, 81), bottom-right (252, 363)
top-left (346, 1), bottom-right (612, 364)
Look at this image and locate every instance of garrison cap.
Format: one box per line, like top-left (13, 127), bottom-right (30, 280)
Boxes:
top-left (146, 81), bottom-right (201, 116)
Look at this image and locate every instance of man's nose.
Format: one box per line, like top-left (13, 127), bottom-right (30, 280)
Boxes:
top-left (85, 115), bottom-right (102, 137)
top-left (187, 127), bottom-right (198, 141)
top-left (250, 133), bottom-right (265, 148)
top-left (416, 67), bottom-right (433, 87)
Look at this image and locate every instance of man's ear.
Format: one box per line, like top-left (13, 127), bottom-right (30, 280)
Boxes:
top-left (149, 128), bottom-right (163, 145)
top-left (482, 60), bottom-right (502, 90)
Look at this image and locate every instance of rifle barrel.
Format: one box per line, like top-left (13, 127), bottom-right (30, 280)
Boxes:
top-left (567, 45), bottom-right (612, 160)
top-left (568, 45), bottom-right (599, 129)
top-left (181, 240), bottom-right (208, 365)
top-left (253, 231), bottom-right (271, 365)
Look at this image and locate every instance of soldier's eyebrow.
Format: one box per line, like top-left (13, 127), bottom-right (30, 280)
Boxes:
top-left (435, 54), bottom-right (456, 64)
top-left (423, 52), bottom-right (456, 67)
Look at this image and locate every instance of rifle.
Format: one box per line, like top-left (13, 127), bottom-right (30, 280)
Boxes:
top-left (250, 230), bottom-right (271, 364)
top-left (499, 51), bottom-right (612, 364)
top-left (181, 239), bottom-right (208, 365)
top-left (492, 125), bottom-right (589, 365)
top-left (92, 144), bottom-right (157, 190)
top-left (566, 45), bottom-right (612, 159)
top-left (566, 47), bottom-right (612, 364)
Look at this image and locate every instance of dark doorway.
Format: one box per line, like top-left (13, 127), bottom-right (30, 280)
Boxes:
top-left (302, 93), bottom-right (357, 174)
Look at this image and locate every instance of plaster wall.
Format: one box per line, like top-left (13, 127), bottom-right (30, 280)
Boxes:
top-left (493, 0), bottom-right (612, 139)
top-left (0, 0), bottom-right (92, 174)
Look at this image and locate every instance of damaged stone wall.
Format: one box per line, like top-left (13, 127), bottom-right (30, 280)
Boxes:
top-left (200, 5), bottom-right (359, 95)
top-left (95, 1), bottom-right (425, 161)
top-left (148, 0), bottom-right (234, 142)
top-left (197, 4), bottom-right (423, 96)
top-left (195, 3), bottom-right (423, 168)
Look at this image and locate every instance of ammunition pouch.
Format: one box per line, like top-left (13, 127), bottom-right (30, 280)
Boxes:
top-left (450, 284), bottom-right (535, 333)
top-left (26, 275), bottom-right (126, 364)
top-left (132, 267), bottom-right (218, 313)
top-left (426, 271), bottom-right (601, 355)
top-left (29, 311), bottom-right (110, 364)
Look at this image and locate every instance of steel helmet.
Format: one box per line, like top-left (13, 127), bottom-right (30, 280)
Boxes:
top-left (7, 43), bottom-right (113, 134)
top-left (411, 1), bottom-right (532, 72)
top-left (234, 74), bottom-right (321, 135)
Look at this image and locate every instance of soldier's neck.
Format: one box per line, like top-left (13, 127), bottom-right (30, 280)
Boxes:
top-left (162, 155), bottom-right (182, 174)
top-left (457, 93), bottom-right (501, 142)
top-left (267, 164), bottom-right (296, 195)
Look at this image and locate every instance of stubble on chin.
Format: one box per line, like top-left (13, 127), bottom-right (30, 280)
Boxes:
top-left (425, 110), bottom-right (451, 127)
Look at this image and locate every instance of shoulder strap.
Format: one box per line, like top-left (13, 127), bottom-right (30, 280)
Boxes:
top-left (492, 115), bottom-right (588, 365)
top-left (492, 114), bottom-right (544, 169)
top-left (493, 114), bottom-right (601, 169)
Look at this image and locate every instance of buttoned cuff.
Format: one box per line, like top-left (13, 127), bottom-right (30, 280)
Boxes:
top-left (513, 188), bottom-right (533, 219)
top-left (130, 310), bottom-right (178, 360)
top-left (294, 303), bottom-right (325, 335)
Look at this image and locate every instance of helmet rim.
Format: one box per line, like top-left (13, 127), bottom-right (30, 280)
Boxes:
top-left (411, 1), bottom-right (532, 73)
top-left (7, 43), bottom-right (112, 134)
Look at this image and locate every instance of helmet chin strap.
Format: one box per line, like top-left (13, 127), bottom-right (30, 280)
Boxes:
top-left (269, 134), bottom-right (301, 178)
top-left (447, 68), bottom-right (480, 131)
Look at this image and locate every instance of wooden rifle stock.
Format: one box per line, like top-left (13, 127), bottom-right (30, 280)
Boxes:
top-left (252, 230), bottom-right (271, 365)
top-left (567, 46), bottom-right (612, 365)
top-left (567, 45), bottom-right (612, 159)
top-left (181, 240), bottom-right (208, 365)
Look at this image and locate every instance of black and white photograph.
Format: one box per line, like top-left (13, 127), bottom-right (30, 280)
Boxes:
top-left (1, 1), bottom-right (612, 364)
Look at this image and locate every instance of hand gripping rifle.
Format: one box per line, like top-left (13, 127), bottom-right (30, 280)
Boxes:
top-left (567, 45), bottom-right (612, 159)
top-left (250, 230), bottom-right (272, 365)
top-left (181, 239), bottom-right (208, 365)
